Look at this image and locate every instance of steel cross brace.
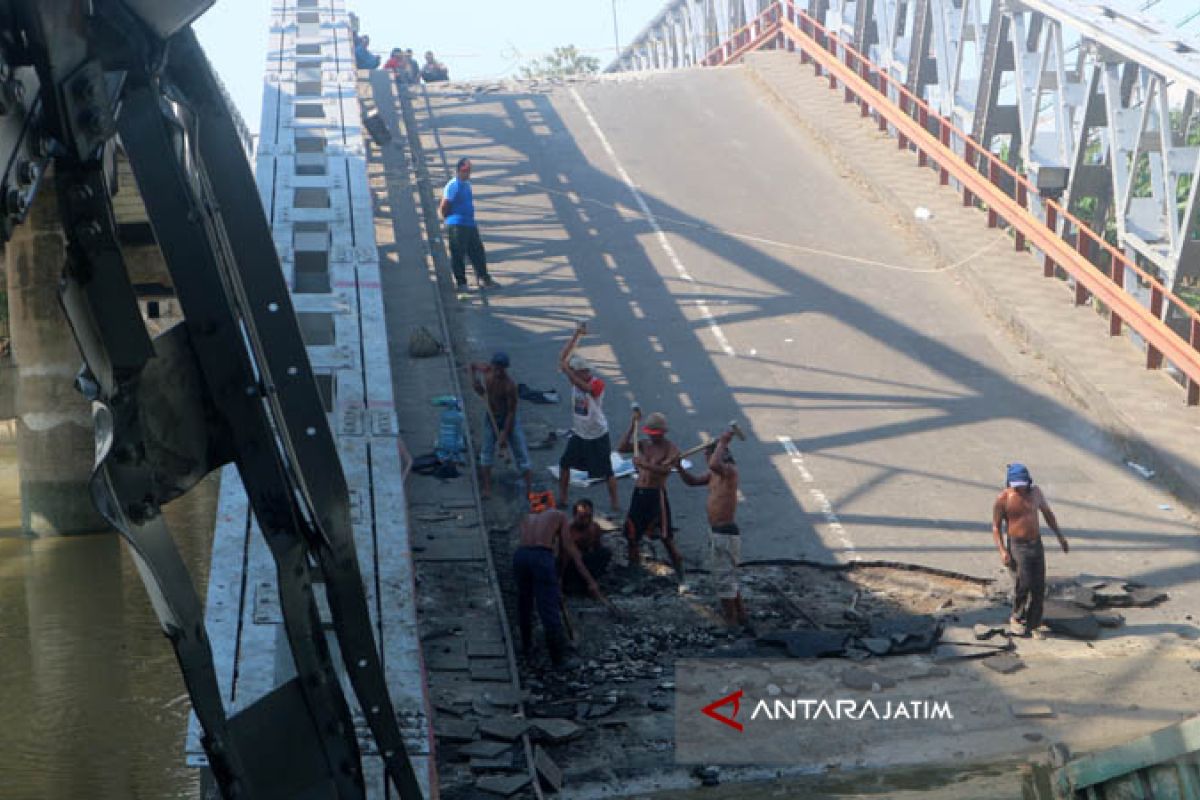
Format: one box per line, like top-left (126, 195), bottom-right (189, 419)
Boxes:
top-left (4, 0), bottom-right (423, 797)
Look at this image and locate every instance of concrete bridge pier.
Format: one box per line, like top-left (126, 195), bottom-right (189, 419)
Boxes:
top-left (5, 182), bottom-right (106, 535)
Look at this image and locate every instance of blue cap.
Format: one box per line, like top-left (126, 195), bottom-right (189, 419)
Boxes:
top-left (1006, 463), bottom-right (1032, 487)
top-left (491, 351), bottom-right (510, 367)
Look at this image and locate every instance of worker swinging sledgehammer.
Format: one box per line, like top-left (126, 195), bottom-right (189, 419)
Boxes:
top-left (617, 409), bottom-right (685, 581)
top-left (679, 425), bottom-right (746, 627)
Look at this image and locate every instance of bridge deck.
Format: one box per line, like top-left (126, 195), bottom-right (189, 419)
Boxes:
top-left (398, 60), bottom-right (1200, 782)
top-left (186, 2), bottom-right (433, 796)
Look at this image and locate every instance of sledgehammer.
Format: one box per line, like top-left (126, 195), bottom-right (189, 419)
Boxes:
top-left (676, 421), bottom-right (747, 462)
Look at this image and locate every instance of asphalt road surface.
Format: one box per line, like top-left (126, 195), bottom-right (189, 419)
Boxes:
top-left (415, 68), bottom-right (1196, 592)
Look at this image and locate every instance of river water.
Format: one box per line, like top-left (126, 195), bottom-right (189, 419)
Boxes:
top-left (0, 440), bottom-right (216, 800)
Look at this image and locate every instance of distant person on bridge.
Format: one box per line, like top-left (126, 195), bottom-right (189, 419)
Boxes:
top-left (354, 34), bottom-right (380, 70)
top-left (403, 49), bottom-right (421, 83)
top-left (992, 463), bottom-right (1069, 639)
top-left (469, 351), bottom-right (533, 499)
top-left (421, 51), bottom-right (450, 82)
top-left (679, 429), bottom-right (744, 626)
top-left (514, 506), bottom-right (606, 667)
top-left (386, 48), bottom-right (418, 84)
top-left (617, 410), bottom-right (685, 580)
top-left (556, 322), bottom-right (620, 513)
top-left (439, 157), bottom-right (497, 290)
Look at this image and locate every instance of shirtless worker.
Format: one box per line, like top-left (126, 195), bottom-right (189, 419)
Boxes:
top-left (992, 463), bottom-right (1069, 638)
top-left (616, 410), bottom-right (685, 579)
top-left (679, 429), bottom-right (745, 626)
top-left (514, 506), bottom-right (607, 667)
top-left (468, 352), bottom-right (532, 499)
top-left (561, 499), bottom-right (613, 596)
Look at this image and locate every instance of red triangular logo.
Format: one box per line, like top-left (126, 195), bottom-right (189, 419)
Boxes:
top-left (701, 689), bottom-right (744, 732)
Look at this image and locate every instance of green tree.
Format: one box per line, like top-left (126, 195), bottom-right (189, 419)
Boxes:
top-left (519, 45), bottom-right (599, 80)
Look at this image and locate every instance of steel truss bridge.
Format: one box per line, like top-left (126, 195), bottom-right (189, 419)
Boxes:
top-left (613, 0), bottom-right (1200, 404)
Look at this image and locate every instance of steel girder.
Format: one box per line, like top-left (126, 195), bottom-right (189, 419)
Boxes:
top-left (0, 0), bottom-right (423, 797)
top-left (609, 0), bottom-right (777, 72)
top-left (622, 0), bottom-right (1200, 299)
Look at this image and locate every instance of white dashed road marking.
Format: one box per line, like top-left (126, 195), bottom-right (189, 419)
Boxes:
top-left (778, 435), bottom-right (858, 559)
top-left (570, 88), bottom-right (736, 358)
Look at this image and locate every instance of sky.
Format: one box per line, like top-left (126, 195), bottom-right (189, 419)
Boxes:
top-left (194, 0), bottom-right (670, 135)
top-left (194, 0), bottom-right (1200, 136)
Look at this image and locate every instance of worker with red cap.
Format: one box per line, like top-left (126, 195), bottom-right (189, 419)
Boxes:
top-left (616, 409), bottom-right (685, 580)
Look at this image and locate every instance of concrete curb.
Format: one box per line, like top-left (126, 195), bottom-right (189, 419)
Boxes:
top-left (741, 57), bottom-right (1200, 513)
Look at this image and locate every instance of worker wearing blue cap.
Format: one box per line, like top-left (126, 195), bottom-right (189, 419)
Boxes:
top-left (992, 463), bottom-right (1070, 638)
top-left (468, 351), bottom-right (532, 499)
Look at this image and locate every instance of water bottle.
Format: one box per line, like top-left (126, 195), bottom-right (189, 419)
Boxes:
top-left (435, 399), bottom-right (464, 462)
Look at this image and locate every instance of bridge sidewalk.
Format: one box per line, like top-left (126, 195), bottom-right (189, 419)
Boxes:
top-left (743, 51), bottom-right (1200, 513)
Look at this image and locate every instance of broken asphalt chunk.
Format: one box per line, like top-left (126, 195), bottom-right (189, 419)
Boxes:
top-left (476, 774), bottom-right (532, 797)
top-left (982, 653), bottom-right (1025, 674)
top-left (482, 687), bottom-right (527, 707)
top-left (479, 717), bottom-right (531, 742)
top-left (933, 642), bottom-right (1012, 662)
top-left (1042, 601), bottom-right (1101, 640)
top-left (530, 718), bottom-right (582, 744)
top-left (869, 616), bottom-right (943, 655)
top-left (859, 637), bottom-right (892, 656)
top-left (535, 746), bottom-right (564, 792)
top-left (1128, 587), bottom-right (1168, 607)
top-left (587, 703), bottom-right (615, 719)
top-left (471, 754), bottom-right (519, 772)
top-left (757, 630), bottom-right (849, 658)
top-left (458, 740), bottom-right (512, 759)
top-left (434, 719), bottom-right (478, 743)
top-left (973, 623), bottom-right (1006, 640)
top-left (1010, 703), bottom-right (1055, 719)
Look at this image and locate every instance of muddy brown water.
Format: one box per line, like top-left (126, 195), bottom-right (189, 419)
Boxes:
top-left (0, 440), bottom-right (217, 799)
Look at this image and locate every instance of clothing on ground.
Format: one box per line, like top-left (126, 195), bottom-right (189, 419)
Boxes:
top-left (570, 377), bottom-right (607, 438)
top-left (709, 531), bottom-right (742, 600)
top-left (559, 431), bottom-right (614, 479)
top-left (480, 413), bottom-right (532, 472)
top-left (562, 545), bottom-right (612, 596)
top-left (1008, 537), bottom-right (1045, 631)
top-left (518, 383), bottom-right (560, 404)
top-left (625, 486), bottom-right (673, 540)
top-left (514, 546), bottom-right (565, 663)
top-left (442, 177), bottom-right (476, 226)
top-left (447, 224), bottom-right (488, 284)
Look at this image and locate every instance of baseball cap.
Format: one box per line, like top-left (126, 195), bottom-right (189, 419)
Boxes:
top-left (491, 351), bottom-right (510, 367)
top-left (568, 354), bottom-right (591, 371)
top-left (1006, 463), bottom-right (1032, 488)
top-left (641, 411), bottom-right (668, 435)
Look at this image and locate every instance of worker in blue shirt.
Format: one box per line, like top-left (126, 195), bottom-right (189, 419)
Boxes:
top-left (438, 157), bottom-right (496, 290)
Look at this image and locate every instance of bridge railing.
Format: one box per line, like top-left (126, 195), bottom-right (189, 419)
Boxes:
top-left (772, 2), bottom-right (1200, 404)
top-left (619, 0), bottom-right (1200, 405)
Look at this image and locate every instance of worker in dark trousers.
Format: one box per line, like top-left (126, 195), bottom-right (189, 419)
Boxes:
top-left (992, 463), bottom-right (1069, 638)
top-left (514, 506), bottom-right (606, 667)
top-left (438, 157), bottom-right (496, 291)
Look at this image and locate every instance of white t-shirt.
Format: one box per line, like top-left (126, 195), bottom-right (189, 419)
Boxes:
top-left (571, 377), bottom-right (608, 440)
